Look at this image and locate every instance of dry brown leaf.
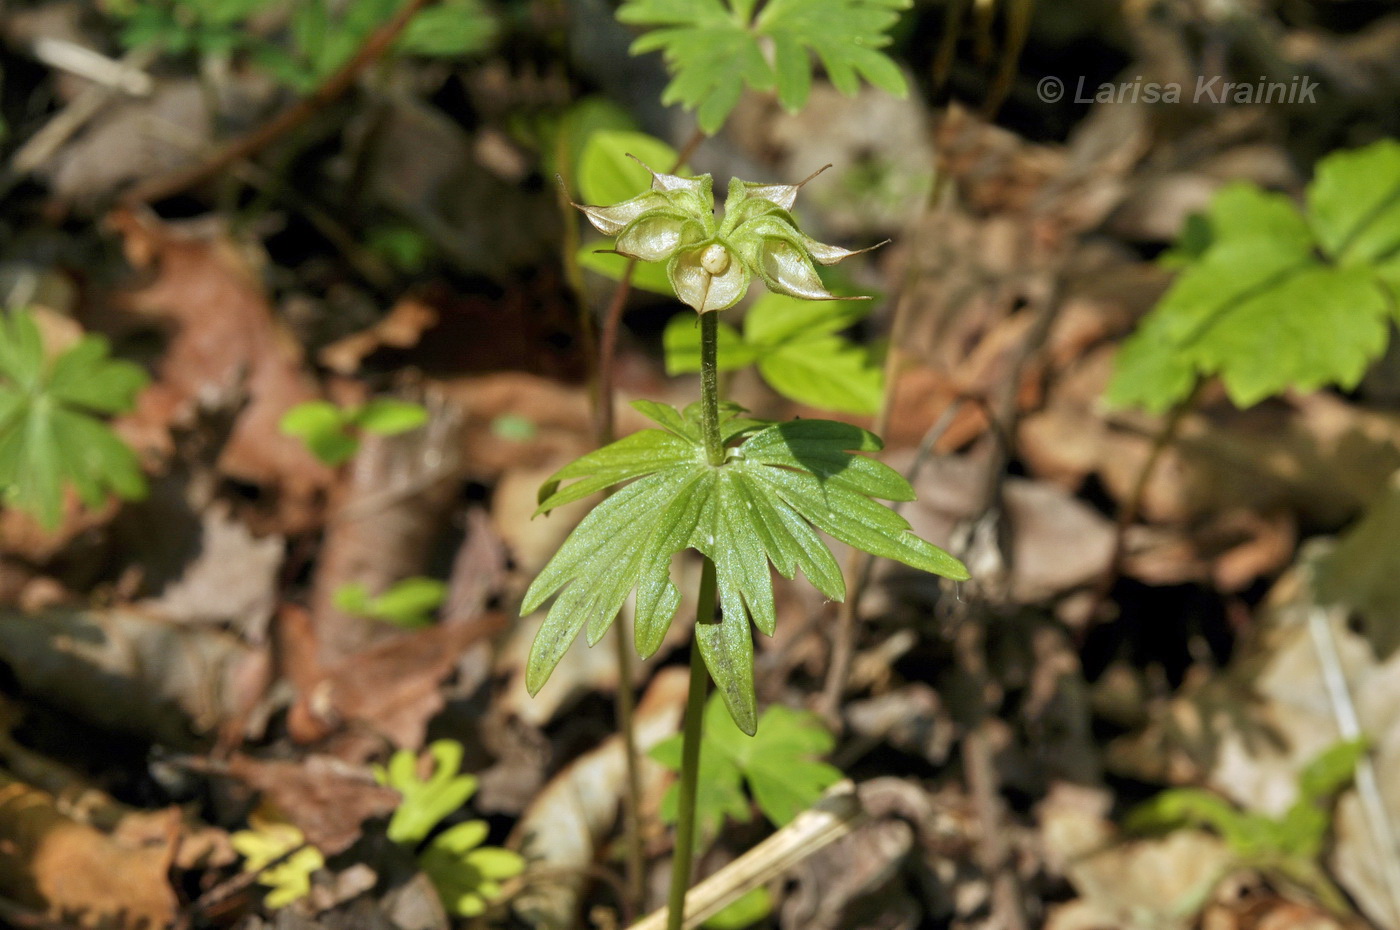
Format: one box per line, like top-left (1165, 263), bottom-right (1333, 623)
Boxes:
top-left (108, 209), bottom-right (333, 525)
top-left (308, 395), bottom-right (462, 665)
top-left (898, 454), bottom-right (1115, 603)
top-left (319, 296), bottom-right (439, 375)
top-left (288, 612), bottom-right (507, 752)
top-left (437, 373), bottom-right (591, 481)
top-left (225, 754), bottom-right (400, 856)
top-left (0, 771), bottom-right (178, 928)
top-left (1040, 783), bottom-right (1233, 930)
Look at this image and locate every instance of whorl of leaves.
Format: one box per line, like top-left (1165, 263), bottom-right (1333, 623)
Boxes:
top-left (521, 401), bottom-right (967, 733)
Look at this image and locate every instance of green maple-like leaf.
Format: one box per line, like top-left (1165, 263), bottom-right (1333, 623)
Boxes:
top-left (1107, 140), bottom-right (1400, 413)
top-left (0, 310), bottom-right (148, 528)
top-left (617, 0), bottom-right (911, 133)
top-left (651, 695), bottom-right (841, 844)
top-left (521, 401), bottom-right (966, 734)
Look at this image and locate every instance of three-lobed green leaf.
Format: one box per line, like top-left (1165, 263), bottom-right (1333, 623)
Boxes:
top-left (521, 401), bottom-right (967, 734)
top-left (651, 694), bottom-right (841, 844)
top-left (0, 309), bottom-right (148, 528)
top-left (664, 292), bottom-right (884, 414)
top-left (1107, 139), bottom-right (1400, 413)
top-left (617, 0), bottom-right (911, 133)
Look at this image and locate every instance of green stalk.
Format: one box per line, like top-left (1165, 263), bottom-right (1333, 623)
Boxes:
top-left (667, 563), bottom-right (715, 930)
top-left (699, 312), bottom-right (724, 466)
top-left (665, 309), bottom-right (724, 930)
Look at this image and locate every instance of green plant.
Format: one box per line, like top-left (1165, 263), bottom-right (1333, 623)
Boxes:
top-left (114, 0), bottom-right (496, 92)
top-left (334, 577), bottom-right (446, 628)
top-left (279, 398), bottom-right (427, 466)
top-left (651, 694), bottom-right (841, 844)
top-left (524, 163), bottom-right (966, 928)
top-left (616, 0), bottom-right (912, 132)
top-left (664, 291), bottom-right (883, 414)
top-left (230, 812), bottom-right (326, 909)
top-left (1107, 139), bottom-right (1400, 413)
top-left (1127, 739), bottom-right (1367, 912)
top-left (374, 740), bottom-right (526, 918)
top-left (0, 309), bottom-right (148, 528)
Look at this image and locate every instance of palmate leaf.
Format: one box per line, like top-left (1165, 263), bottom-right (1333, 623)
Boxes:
top-left (1107, 140), bottom-right (1400, 413)
top-left (617, 0), bottom-right (911, 133)
top-left (652, 694), bottom-right (841, 846)
top-left (521, 401), bottom-right (967, 734)
top-left (0, 310), bottom-right (148, 528)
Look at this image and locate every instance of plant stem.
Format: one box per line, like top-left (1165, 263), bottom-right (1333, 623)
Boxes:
top-left (664, 301), bottom-right (725, 930)
top-left (584, 129), bottom-right (706, 914)
top-left (699, 312), bottom-right (724, 466)
top-left (613, 619), bottom-right (645, 910)
top-left (668, 562), bottom-right (715, 930)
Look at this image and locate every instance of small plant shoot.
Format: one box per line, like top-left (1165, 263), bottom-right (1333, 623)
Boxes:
top-left (374, 740), bottom-right (525, 917)
top-left (231, 812), bottom-right (326, 909)
top-left (280, 398), bottom-right (428, 466)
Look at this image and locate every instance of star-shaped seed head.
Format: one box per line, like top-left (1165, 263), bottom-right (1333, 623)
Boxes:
top-left (576, 160), bottom-right (877, 313)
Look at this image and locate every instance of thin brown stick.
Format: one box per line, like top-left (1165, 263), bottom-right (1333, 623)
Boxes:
top-left (816, 399), bottom-right (965, 722)
top-left (1082, 381), bottom-right (1202, 627)
top-left (188, 841), bottom-right (311, 915)
top-left (121, 0), bottom-right (437, 206)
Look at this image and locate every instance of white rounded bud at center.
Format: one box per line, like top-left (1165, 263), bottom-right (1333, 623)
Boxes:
top-left (700, 243), bottom-right (731, 276)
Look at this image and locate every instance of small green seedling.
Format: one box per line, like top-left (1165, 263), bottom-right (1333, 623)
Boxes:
top-left (230, 812), bottom-right (326, 909)
top-left (0, 309), bottom-right (148, 528)
top-left (651, 694), bottom-right (841, 844)
top-left (334, 577), bottom-right (446, 629)
top-left (525, 162), bottom-right (966, 927)
top-left (1127, 739), bottom-right (1368, 912)
top-left (374, 740), bottom-right (525, 918)
top-left (616, 0), bottom-right (912, 132)
top-left (1108, 139), bottom-right (1400, 413)
top-left (279, 398), bottom-right (427, 466)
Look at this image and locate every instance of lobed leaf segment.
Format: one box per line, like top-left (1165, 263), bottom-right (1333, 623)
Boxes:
top-left (617, 0), bottom-right (911, 132)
